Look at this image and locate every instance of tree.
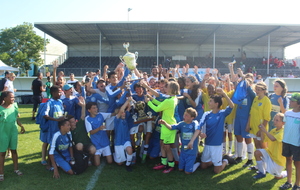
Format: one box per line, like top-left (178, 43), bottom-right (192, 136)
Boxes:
top-left (0, 22), bottom-right (49, 75)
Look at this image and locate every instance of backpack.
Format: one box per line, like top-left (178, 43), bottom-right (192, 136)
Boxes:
top-left (36, 100), bottom-right (52, 132)
top-left (56, 134), bottom-right (89, 175)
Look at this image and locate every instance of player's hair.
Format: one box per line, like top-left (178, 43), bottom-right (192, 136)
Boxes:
top-left (50, 85), bottom-right (60, 95)
top-left (86, 102), bottom-right (97, 110)
top-left (274, 112), bottom-right (284, 122)
top-left (58, 119), bottom-right (69, 129)
top-left (210, 94), bottom-right (222, 108)
top-left (274, 79), bottom-right (287, 97)
top-left (168, 81), bottom-right (180, 95)
top-left (108, 71), bottom-right (117, 79)
top-left (185, 107), bottom-right (198, 118)
top-left (0, 91), bottom-right (13, 105)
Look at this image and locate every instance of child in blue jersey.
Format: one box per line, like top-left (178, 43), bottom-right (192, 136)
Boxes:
top-left (49, 119), bottom-right (74, 179)
top-left (159, 107), bottom-right (201, 174)
top-left (114, 98), bottom-right (133, 172)
top-left (62, 84), bottom-right (83, 120)
top-left (85, 102), bottom-right (113, 166)
top-left (41, 85), bottom-right (65, 169)
top-left (199, 88), bottom-right (236, 174)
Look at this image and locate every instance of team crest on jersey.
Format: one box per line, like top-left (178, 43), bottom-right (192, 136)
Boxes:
top-left (258, 102), bottom-right (262, 106)
top-left (216, 116), bottom-right (220, 120)
top-left (91, 97), bottom-right (96, 102)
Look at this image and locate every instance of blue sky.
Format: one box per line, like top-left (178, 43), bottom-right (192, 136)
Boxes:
top-left (1, 0), bottom-right (300, 58)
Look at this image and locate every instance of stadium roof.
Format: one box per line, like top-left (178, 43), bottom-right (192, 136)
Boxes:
top-left (34, 21), bottom-right (300, 47)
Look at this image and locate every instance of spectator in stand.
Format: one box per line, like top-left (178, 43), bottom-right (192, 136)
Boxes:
top-left (0, 71), bottom-right (10, 92)
top-left (67, 73), bottom-right (78, 88)
top-left (287, 72), bottom-right (295, 78)
top-left (293, 60), bottom-right (297, 67)
top-left (31, 72), bottom-right (46, 120)
top-left (262, 57), bottom-right (267, 65)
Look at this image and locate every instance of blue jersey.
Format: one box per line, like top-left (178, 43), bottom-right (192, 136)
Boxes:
top-left (269, 93), bottom-right (289, 130)
top-left (200, 106), bottom-right (232, 146)
top-left (235, 86), bottom-right (255, 119)
top-left (114, 111), bottom-right (131, 146)
top-left (171, 120), bottom-right (199, 155)
top-left (85, 113), bottom-right (111, 149)
top-left (105, 68), bottom-right (129, 113)
top-left (62, 96), bottom-right (79, 118)
top-left (45, 99), bottom-right (64, 143)
top-left (49, 131), bottom-right (72, 159)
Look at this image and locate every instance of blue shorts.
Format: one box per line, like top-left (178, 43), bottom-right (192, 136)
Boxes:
top-left (39, 130), bottom-right (48, 143)
top-left (148, 138), bottom-right (160, 158)
top-left (179, 152), bottom-right (197, 173)
top-left (55, 156), bottom-right (72, 172)
top-left (234, 118), bottom-right (250, 138)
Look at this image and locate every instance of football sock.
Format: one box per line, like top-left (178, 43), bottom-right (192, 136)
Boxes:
top-left (228, 141), bottom-right (233, 154)
top-left (126, 153), bottom-right (133, 166)
top-left (171, 148), bottom-right (179, 161)
top-left (168, 160), bottom-right (175, 168)
top-left (237, 142), bottom-right (243, 157)
top-left (256, 160), bottom-right (265, 174)
top-left (247, 143), bottom-right (254, 160)
top-left (143, 144), bottom-right (149, 155)
top-left (161, 157), bottom-right (167, 165)
top-left (223, 142), bottom-right (226, 153)
top-left (192, 162), bottom-right (200, 172)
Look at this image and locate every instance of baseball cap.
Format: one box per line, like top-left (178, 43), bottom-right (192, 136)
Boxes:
top-left (290, 93), bottom-right (300, 103)
top-left (63, 84), bottom-right (73, 91)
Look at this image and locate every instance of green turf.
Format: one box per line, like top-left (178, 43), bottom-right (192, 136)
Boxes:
top-left (0, 105), bottom-right (294, 190)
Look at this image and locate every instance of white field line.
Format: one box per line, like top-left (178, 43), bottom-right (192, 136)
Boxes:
top-left (85, 160), bottom-right (106, 190)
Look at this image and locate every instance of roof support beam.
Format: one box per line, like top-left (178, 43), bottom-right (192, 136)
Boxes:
top-left (198, 25), bottom-right (221, 46)
top-left (242, 26), bottom-right (281, 47)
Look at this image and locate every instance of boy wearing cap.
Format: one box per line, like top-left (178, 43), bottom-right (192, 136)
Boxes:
top-left (280, 93), bottom-right (300, 190)
top-left (62, 84), bottom-right (83, 120)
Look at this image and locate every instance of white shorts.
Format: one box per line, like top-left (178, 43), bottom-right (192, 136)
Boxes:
top-left (144, 121), bottom-right (153, 133)
top-left (95, 145), bottom-right (111, 156)
top-left (113, 141), bottom-right (131, 163)
top-left (259, 149), bottom-right (284, 177)
top-left (224, 123), bottom-right (234, 133)
top-left (130, 126), bottom-right (138, 135)
top-left (201, 144), bottom-right (223, 166)
top-left (105, 116), bottom-right (115, 130)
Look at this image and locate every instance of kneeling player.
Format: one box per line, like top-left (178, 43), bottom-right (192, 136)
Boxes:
top-left (199, 88), bottom-right (236, 174)
top-left (159, 107), bottom-right (200, 174)
top-left (114, 98), bottom-right (133, 172)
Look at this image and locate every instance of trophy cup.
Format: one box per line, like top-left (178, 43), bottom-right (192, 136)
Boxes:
top-left (119, 42), bottom-right (138, 80)
top-left (133, 101), bottom-right (153, 124)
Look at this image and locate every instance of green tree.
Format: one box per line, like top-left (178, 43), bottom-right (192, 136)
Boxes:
top-left (0, 22), bottom-right (49, 75)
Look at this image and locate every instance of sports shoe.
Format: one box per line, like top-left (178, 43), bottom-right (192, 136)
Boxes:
top-left (153, 163), bottom-right (166, 170)
top-left (280, 182), bottom-right (293, 190)
top-left (223, 155), bottom-right (237, 164)
top-left (292, 185), bottom-right (300, 190)
top-left (162, 167), bottom-right (174, 174)
top-left (235, 157), bottom-right (243, 163)
top-left (126, 165), bottom-right (132, 172)
top-left (248, 166), bottom-right (258, 170)
top-left (243, 160), bottom-right (253, 167)
top-left (253, 172), bottom-right (266, 179)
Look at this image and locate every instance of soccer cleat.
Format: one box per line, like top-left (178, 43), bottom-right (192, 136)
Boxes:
top-left (223, 155), bottom-right (237, 164)
top-left (235, 157), bottom-right (243, 163)
top-left (141, 154), bottom-right (147, 164)
top-left (162, 167), bottom-right (174, 174)
top-left (280, 182), bottom-right (293, 190)
top-left (253, 172), bottom-right (266, 179)
top-left (126, 165), bottom-right (132, 172)
top-left (292, 185), bottom-right (300, 190)
top-left (248, 166), bottom-right (258, 170)
top-left (243, 160), bottom-right (253, 167)
top-left (153, 163), bottom-right (166, 170)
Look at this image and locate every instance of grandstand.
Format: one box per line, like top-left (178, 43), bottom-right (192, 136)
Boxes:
top-left (56, 56), bottom-right (300, 78)
top-left (34, 22), bottom-right (300, 77)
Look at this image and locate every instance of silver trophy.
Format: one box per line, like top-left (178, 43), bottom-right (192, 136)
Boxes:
top-left (119, 42), bottom-right (138, 80)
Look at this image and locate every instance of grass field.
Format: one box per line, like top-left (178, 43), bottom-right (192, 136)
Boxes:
top-left (0, 105), bottom-right (294, 190)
